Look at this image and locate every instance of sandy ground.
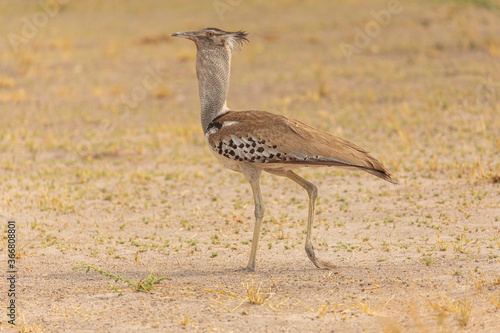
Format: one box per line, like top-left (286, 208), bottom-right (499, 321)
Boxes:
top-left (1, 0), bottom-right (500, 332)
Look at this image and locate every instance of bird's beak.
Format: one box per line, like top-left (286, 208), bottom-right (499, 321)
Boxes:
top-left (171, 31), bottom-right (196, 40)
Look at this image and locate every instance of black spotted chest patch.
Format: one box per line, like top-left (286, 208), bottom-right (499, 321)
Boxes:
top-left (205, 118), bottom-right (330, 164)
top-left (213, 135), bottom-right (288, 163)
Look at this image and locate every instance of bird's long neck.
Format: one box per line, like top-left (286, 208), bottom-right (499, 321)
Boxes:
top-left (196, 46), bottom-right (232, 134)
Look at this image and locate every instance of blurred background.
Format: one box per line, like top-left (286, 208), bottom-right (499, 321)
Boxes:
top-left (0, 1), bottom-right (499, 331)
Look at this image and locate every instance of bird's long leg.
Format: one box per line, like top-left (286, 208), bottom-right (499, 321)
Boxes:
top-left (284, 171), bottom-right (333, 269)
top-left (284, 171), bottom-right (319, 267)
top-left (240, 165), bottom-right (264, 272)
top-left (246, 181), bottom-right (264, 271)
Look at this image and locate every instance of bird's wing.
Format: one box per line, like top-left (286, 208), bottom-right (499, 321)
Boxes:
top-left (205, 110), bottom-right (397, 184)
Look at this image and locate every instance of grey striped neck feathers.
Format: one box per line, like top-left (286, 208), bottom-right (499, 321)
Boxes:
top-left (196, 42), bottom-right (231, 134)
top-left (171, 27), bottom-right (248, 134)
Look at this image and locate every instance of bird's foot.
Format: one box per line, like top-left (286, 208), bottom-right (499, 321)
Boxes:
top-left (235, 266), bottom-right (255, 273)
top-left (316, 258), bottom-right (337, 270)
top-left (305, 243), bottom-right (335, 270)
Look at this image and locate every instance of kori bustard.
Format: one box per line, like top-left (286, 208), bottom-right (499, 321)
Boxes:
top-left (172, 27), bottom-right (398, 271)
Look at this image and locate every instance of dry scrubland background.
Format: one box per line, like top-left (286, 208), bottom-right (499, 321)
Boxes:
top-left (1, 0), bottom-right (500, 332)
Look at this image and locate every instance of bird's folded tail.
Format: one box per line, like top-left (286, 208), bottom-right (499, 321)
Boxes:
top-left (284, 158), bottom-right (398, 184)
top-left (351, 163), bottom-right (399, 185)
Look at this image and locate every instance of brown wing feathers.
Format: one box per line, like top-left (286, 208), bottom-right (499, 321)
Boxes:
top-left (206, 111), bottom-right (398, 184)
top-left (284, 117), bottom-right (398, 184)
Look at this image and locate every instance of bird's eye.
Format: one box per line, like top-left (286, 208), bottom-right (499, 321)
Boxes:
top-left (206, 31), bottom-right (214, 38)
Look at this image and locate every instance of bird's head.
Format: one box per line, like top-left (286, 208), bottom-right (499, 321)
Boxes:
top-left (171, 27), bottom-right (248, 52)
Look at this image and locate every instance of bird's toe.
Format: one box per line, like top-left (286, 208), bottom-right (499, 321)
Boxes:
top-left (235, 266), bottom-right (255, 273)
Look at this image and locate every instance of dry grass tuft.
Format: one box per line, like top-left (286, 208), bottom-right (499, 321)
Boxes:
top-left (246, 279), bottom-right (272, 305)
top-left (428, 294), bottom-right (472, 328)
